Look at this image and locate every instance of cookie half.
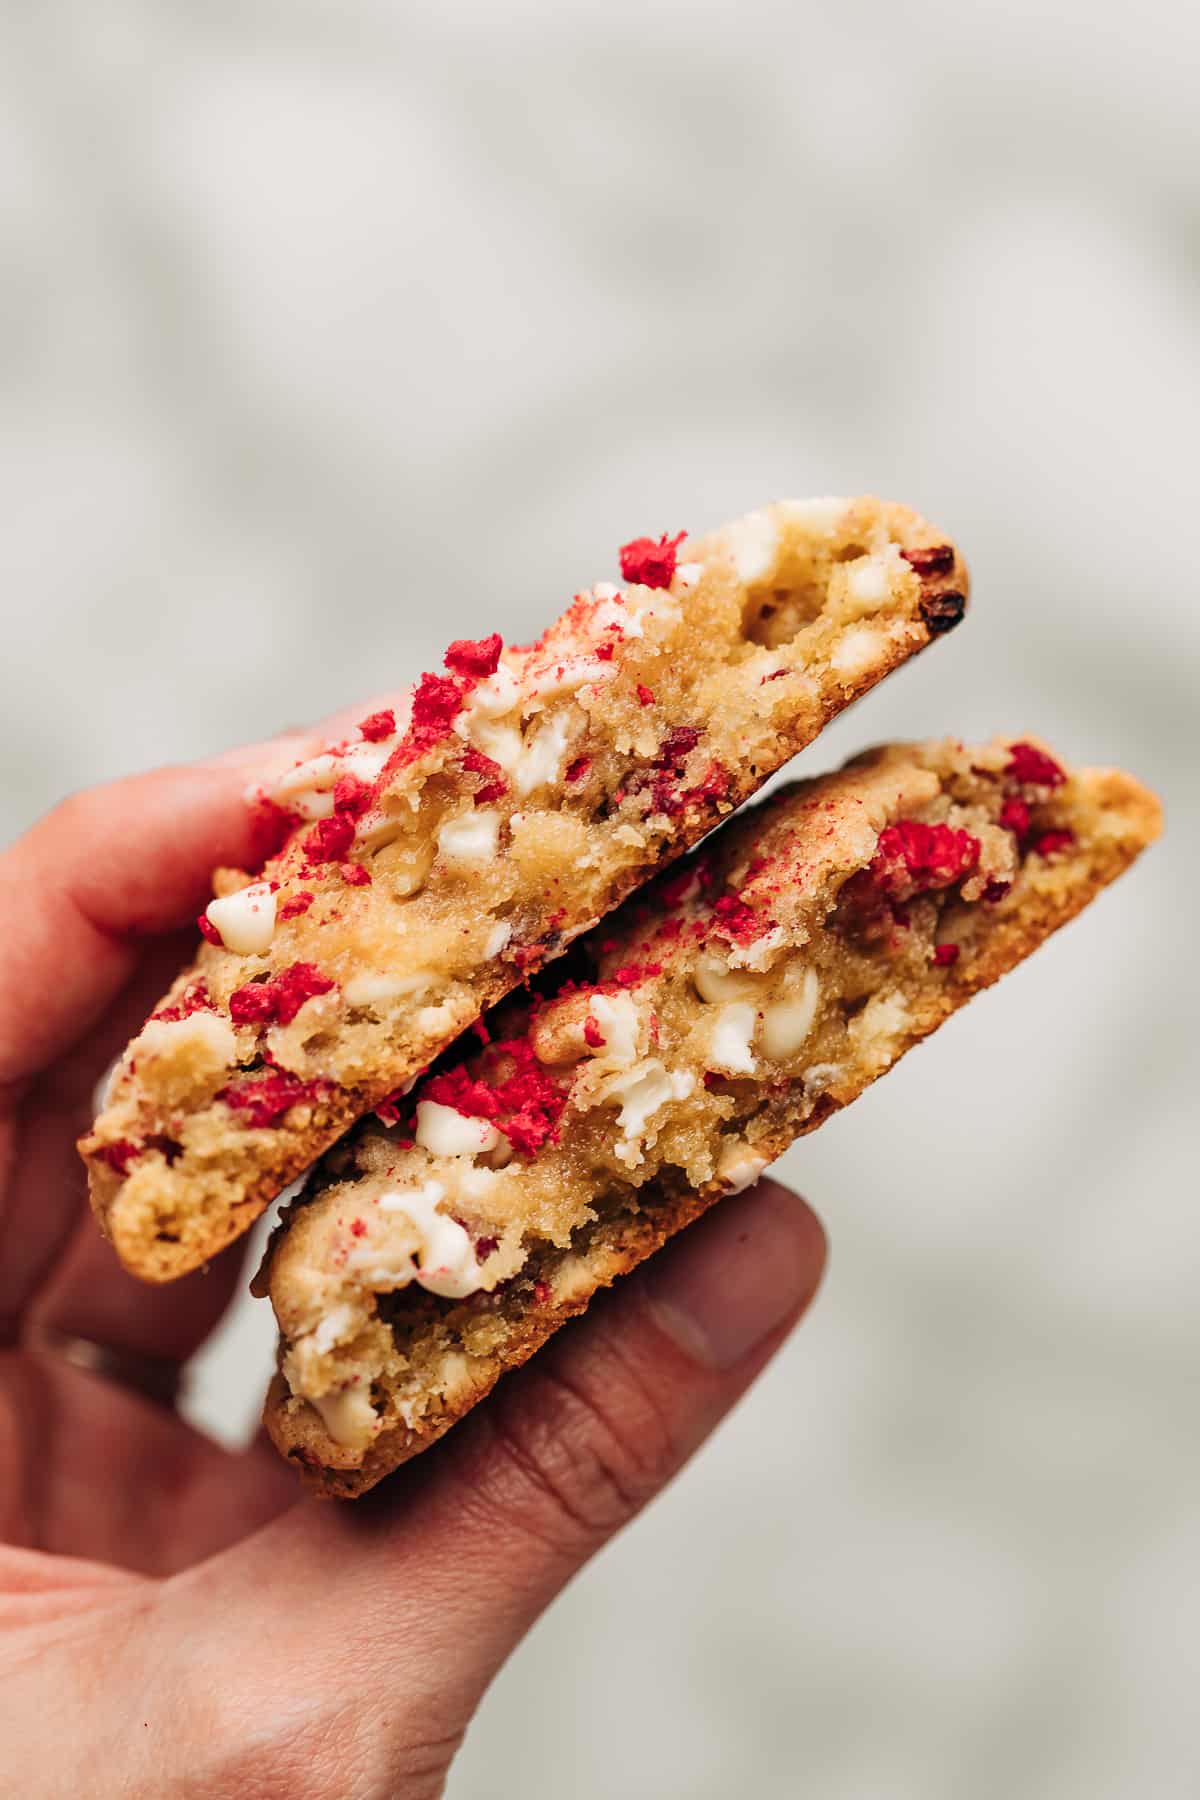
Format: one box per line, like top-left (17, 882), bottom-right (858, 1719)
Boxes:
top-left (81, 497), bottom-right (966, 1281)
top-left (260, 735), bottom-right (1160, 1496)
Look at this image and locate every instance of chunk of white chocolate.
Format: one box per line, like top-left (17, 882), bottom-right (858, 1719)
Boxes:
top-left (205, 881), bottom-right (277, 955)
top-left (415, 1100), bottom-right (501, 1159)
top-left (376, 1179), bottom-right (485, 1298)
top-left (761, 969), bottom-right (820, 1061)
top-left (708, 1002), bottom-right (757, 1075)
top-left (437, 808), bottom-right (501, 867)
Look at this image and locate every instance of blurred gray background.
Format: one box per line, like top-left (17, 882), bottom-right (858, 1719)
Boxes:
top-left (3, 2), bottom-right (1198, 1794)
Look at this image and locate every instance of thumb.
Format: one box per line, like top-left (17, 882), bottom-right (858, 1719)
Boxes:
top-left (175, 1180), bottom-right (825, 1791)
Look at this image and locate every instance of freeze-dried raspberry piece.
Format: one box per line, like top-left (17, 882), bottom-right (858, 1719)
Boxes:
top-left (277, 891), bottom-right (314, 921)
top-left (333, 774), bottom-right (372, 818)
top-left (1006, 743), bottom-right (1066, 789)
top-left (302, 813), bottom-right (356, 864)
top-left (97, 1138), bottom-right (143, 1176)
top-left (583, 1015), bottom-right (606, 1049)
top-left (1029, 829), bottom-right (1075, 857)
top-left (229, 963), bottom-right (337, 1028)
top-left (564, 756), bottom-right (592, 785)
top-left (152, 982), bottom-right (214, 1023)
top-left (998, 797), bottom-right (1031, 837)
top-left (870, 821), bottom-right (981, 900)
top-left (619, 530), bottom-right (686, 590)
top-left (933, 943), bottom-right (960, 967)
top-left (444, 633), bottom-right (503, 680)
top-left (710, 893), bottom-right (769, 945)
top-left (423, 1042), bottom-right (567, 1154)
top-left (983, 880), bottom-right (1011, 903)
top-left (339, 863), bottom-right (372, 886)
top-left (219, 1069), bottom-right (330, 1128)
top-left (689, 761), bottom-right (730, 807)
top-left (422, 1066), bottom-right (503, 1121)
top-left (462, 746), bottom-right (508, 805)
top-left (636, 685), bottom-right (656, 707)
top-left (660, 725), bottom-right (702, 764)
top-left (611, 961), bottom-right (662, 987)
top-left (919, 590), bottom-right (965, 635)
top-left (197, 914), bottom-right (223, 946)
top-left (902, 544), bottom-right (956, 576)
top-left (411, 672), bottom-right (465, 731)
top-left (357, 709), bottom-right (396, 742)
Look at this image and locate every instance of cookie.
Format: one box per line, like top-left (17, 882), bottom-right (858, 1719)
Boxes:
top-left (81, 497), bottom-right (967, 1281)
top-left (259, 735), bottom-right (1160, 1496)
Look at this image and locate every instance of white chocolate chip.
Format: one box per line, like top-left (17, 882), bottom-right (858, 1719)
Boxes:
top-left (313, 1302), bottom-right (361, 1355)
top-left (204, 881), bottom-right (277, 955)
top-left (309, 1385), bottom-right (379, 1449)
top-left (138, 1010), bottom-right (237, 1066)
top-left (716, 1142), bottom-right (770, 1194)
top-left (693, 951), bottom-right (765, 1005)
top-left (437, 808), bottom-right (501, 866)
top-left (708, 1002), bottom-right (757, 1075)
top-left (602, 1059), bottom-right (695, 1143)
top-left (587, 992), bottom-right (642, 1067)
top-left (726, 509), bottom-right (780, 584)
top-left (514, 713), bottom-right (573, 797)
top-left (469, 666), bottom-right (522, 718)
top-left (484, 920), bottom-right (512, 958)
top-left (376, 1179), bottom-right (485, 1299)
top-left (593, 591), bottom-right (643, 639)
top-left (831, 625), bottom-right (887, 681)
top-left (761, 969), bottom-right (821, 1061)
top-left (414, 1100), bottom-right (501, 1158)
top-left (469, 718), bottom-right (523, 773)
top-left (673, 561), bottom-right (704, 592)
top-left (343, 970), bottom-right (432, 1009)
top-left (844, 557), bottom-right (890, 612)
top-left (527, 654), bottom-right (614, 702)
top-left (779, 496), bottom-right (847, 535)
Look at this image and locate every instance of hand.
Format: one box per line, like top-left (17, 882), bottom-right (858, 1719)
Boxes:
top-left (0, 728), bottom-right (827, 1799)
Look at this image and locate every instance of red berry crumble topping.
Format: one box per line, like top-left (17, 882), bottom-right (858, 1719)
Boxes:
top-left (357, 708), bottom-right (396, 741)
top-left (302, 812), bottom-right (356, 864)
top-left (420, 1039), bottom-right (568, 1156)
top-left (444, 633), bottom-right (503, 680)
top-left (229, 962), bottom-right (337, 1028)
top-left (619, 531), bottom-right (686, 590)
top-left (869, 821), bottom-right (981, 901)
top-left (218, 1068), bottom-right (330, 1128)
top-left (1005, 743), bottom-right (1066, 790)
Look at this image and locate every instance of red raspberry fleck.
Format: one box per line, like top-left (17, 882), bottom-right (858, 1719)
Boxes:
top-left (97, 1138), bottom-right (142, 1177)
top-left (218, 1068), bottom-right (330, 1128)
top-left (1029, 829), bottom-right (1075, 857)
top-left (333, 773), bottom-right (372, 817)
top-left (1005, 743), bottom-right (1066, 789)
top-left (444, 633), bottom-right (503, 680)
top-left (533, 1280), bottom-right (551, 1305)
top-left (689, 761), bottom-right (730, 806)
top-left (612, 961), bottom-right (662, 987)
top-left (583, 1015), bottom-right (606, 1049)
top-left (565, 756), bottom-right (593, 785)
top-left (462, 746), bottom-right (508, 805)
top-left (636, 684), bottom-right (656, 707)
top-left (711, 893), bottom-right (768, 945)
top-left (475, 1234), bottom-right (499, 1259)
top-left (870, 821), bottom-right (981, 900)
top-left (302, 812), bottom-right (356, 863)
top-left (277, 890), bottom-right (314, 921)
top-left (595, 642), bottom-right (615, 662)
top-left (901, 544), bottom-right (955, 576)
top-left (152, 982), bottom-right (214, 1023)
top-left (619, 530), bottom-right (687, 590)
top-left (339, 862), bottom-right (372, 886)
top-left (350, 1218), bottom-right (367, 1237)
top-left (703, 1071), bottom-right (724, 1091)
top-left (229, 962), bottom-right (336, 1028)
top-left (660, 724), bottom-right (702, 764)
top-left (197, 913), bottom-right (223, 946)
top-left (983, 880), bottom-right (1011, 903)
top-left (357, 708), bottom-right (396, 741)
top-left (933, 943), bottom-right (960, 967)
top-left (998, 797), bottom-right (1031, 837)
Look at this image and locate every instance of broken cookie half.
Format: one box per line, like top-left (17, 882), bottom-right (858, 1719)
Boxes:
top-left (259, 735), bottom-right (1160, 1496)
top-left (81, 497), bottom-right (966, 1282)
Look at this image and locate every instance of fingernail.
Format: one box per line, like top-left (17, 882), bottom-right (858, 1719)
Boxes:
top-left (643, 1180), bottom-right (825, 1370)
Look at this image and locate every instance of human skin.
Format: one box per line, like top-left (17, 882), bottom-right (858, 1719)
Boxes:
top-left (0, 720), bottom-right (826, 1799)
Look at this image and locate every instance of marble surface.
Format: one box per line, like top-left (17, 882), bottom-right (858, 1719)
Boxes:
top-left (2, 2), bottom-right (1197, 1794)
